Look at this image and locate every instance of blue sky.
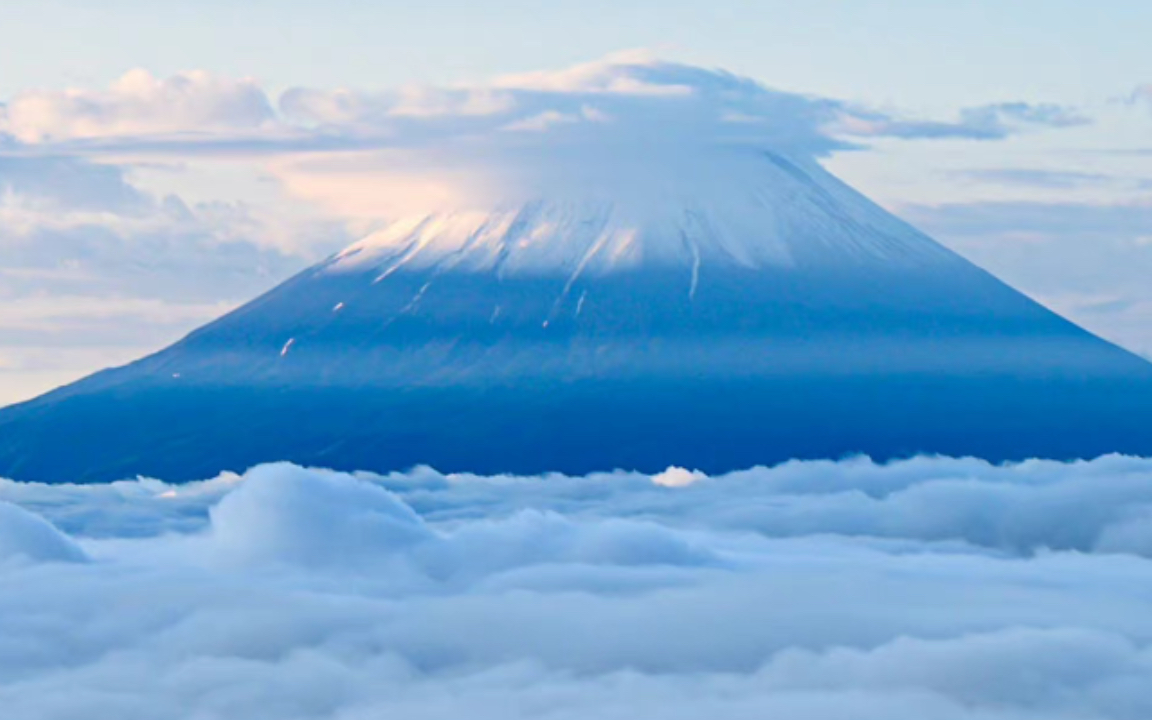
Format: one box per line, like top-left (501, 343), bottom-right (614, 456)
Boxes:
top-left (0, 0), bottom-right (1151, 404)
top-left (2, 0), bottom-right (1149, 106)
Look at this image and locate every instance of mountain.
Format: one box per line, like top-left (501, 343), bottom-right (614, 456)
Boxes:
top-left (2, 151), bottom-right (1151, 483)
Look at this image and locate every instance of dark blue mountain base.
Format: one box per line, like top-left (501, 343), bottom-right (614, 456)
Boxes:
top-left (2, 373), bottom-right (1152, 484)
top-left (3, 260), bottom-right (1152, 484)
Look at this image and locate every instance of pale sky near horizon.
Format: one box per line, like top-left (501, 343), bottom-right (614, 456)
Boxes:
top-left (2, 0), bottom-right (1149, 107)
top-left (1, 0), bottom-right (1151, 404)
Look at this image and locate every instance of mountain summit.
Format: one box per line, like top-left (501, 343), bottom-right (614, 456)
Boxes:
top-left (2, 59), bottom-right (1151, 483)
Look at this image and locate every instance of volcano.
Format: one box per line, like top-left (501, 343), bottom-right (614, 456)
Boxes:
top-left (3, 147), bottom-right (1151, 483)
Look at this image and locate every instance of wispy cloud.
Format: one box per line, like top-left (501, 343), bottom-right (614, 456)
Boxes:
top-left (833, 101), bottom-right (1090, 141)
top-left (950, 168), bottom-right (1115, 189)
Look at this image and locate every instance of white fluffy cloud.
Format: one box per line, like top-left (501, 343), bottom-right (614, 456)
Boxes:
top-left (0, 501), bottom-right (85, 564)
top-left (2, 455), bottom-right (1152, 718)
top-left (0, 70), bottom-right (275, 143)
top-left (263, 57), bottom-right (1095, 224)
top-left (269, 60), bottom-right (852, 218)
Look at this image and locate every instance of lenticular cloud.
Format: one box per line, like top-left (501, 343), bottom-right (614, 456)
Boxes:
top-left (3, 456), bottom-right (1152, 719)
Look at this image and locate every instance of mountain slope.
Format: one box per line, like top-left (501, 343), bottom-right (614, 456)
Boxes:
top-left (2, 152), bottom-right (1151, 483)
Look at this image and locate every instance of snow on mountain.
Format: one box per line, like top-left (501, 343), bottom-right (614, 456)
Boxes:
top-left (328, 151), bottom-right (956, 282)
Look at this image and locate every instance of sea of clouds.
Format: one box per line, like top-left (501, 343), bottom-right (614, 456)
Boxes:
top-left (3, 455), bottom-right (1152, 719)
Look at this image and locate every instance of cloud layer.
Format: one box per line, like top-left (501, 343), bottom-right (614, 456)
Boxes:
top-left (2, 455), bottom-right (1152, 718)
top-left (1, 56), bottom-right (1091, 152)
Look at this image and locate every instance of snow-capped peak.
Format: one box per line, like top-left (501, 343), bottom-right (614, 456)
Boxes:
top-left (326, 149), bottom-right (955, 279)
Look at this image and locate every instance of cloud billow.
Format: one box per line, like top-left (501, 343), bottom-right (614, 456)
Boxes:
top-left (1, 455), bottom-right (1152, 718)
